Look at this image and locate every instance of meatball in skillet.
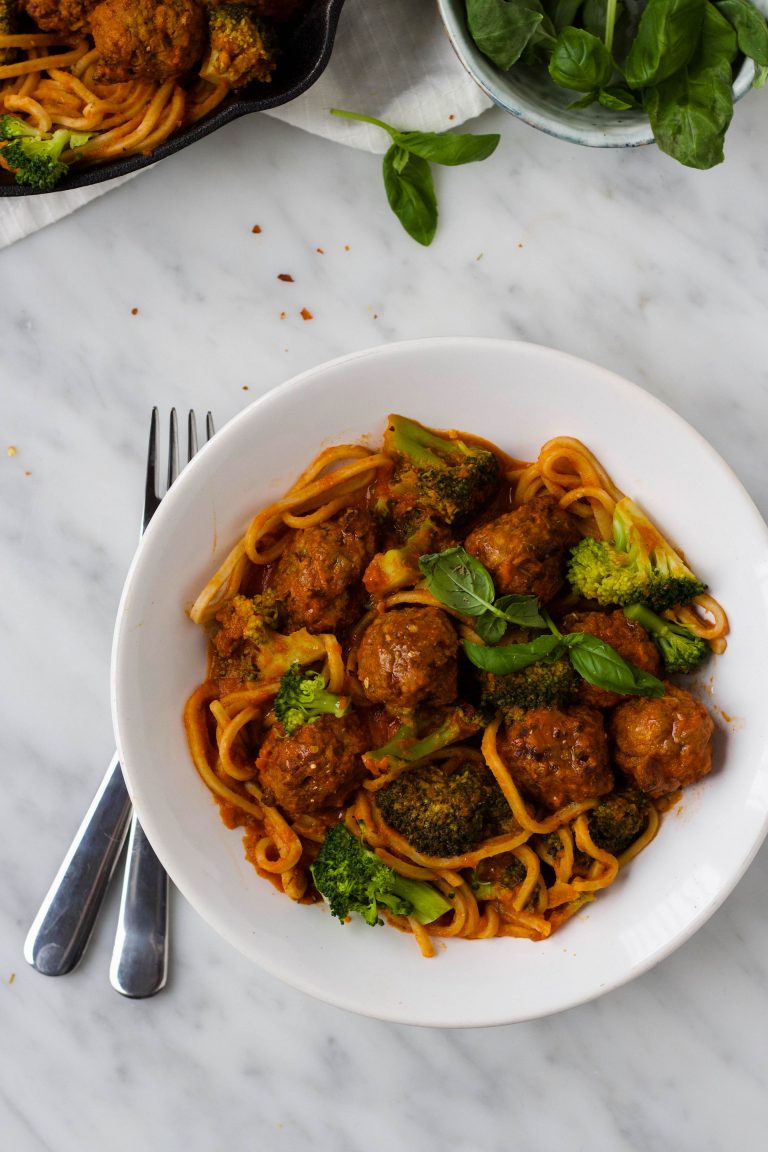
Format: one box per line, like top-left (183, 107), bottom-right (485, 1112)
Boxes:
top-left (357, 606), bottom-right (458, 715)
top-left (608, 683), bottom-right (714, 797)
top-left (497, 705), bottom-right (613, 812)
top-left (463, 494), bottom-right (579, 603)
top-left (90, 0), bottom-right (206, 82)
top-left (562, 609), bottom-right (662, 709)
top-left (271, 506), bottom-right (377, 636)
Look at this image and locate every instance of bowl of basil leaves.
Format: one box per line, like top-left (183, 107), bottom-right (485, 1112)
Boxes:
top-left (436, 0), bottom-right (768, 168)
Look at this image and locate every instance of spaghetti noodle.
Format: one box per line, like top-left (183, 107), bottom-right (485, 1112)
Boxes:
top-left (184, 418), bottom-right (727, 955)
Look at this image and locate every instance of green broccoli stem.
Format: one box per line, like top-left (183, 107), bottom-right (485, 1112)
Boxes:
top-left (384, 874), bottom-right (452, 924)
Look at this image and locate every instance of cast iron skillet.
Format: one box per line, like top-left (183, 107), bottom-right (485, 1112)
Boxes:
top-left (0, 0), bottom-right (346, 196)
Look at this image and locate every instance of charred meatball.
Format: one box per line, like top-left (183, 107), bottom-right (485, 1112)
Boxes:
top-left (255, 713), bottom-right (368, 818)
top-left (463, 494), bottom-right (579, 603)
top-left (20, 0), bottom-right (99, 34)
top-left (90, 0), bottom-right (206, 83)
top-left (609, 683), bottom-right (714, 797)
top-left (562, 609), bottom-right (662, 708)
top-left (357, 606), bottom-right (458, 715)
top-left (271, 507), bottom-right (377, 635)
top-left (497, 705), bottom-right (613, 811)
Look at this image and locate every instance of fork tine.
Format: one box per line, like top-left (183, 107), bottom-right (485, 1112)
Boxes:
top-left (187, 410), bottom-right (198, 463)
top-left (206, 411), bottom-right (215, 441)
top-left (142, 408), bottom-right (160, 533)
top-left (167, 408), bottom-right (180, 488)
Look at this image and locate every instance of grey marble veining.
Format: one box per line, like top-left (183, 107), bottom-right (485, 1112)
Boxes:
top-left (2, 93), bottom-right (768, 1152)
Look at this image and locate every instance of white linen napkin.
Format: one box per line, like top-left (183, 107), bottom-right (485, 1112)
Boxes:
top-left (0, 0), bottom-right (491, 249)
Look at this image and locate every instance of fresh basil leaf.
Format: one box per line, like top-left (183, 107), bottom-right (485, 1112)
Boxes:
top-left (394, 130), bottom-right (500, 166)
top-left (568, 89), bottom-right (600, 107)
top-left (644, 3), bottom-right (736, 169)
top-left (466, 0), bottom-right (547, 70)
top-left (382, 146), bottom-right (438, 246)
top-left (715, 0), bottom-right (768, 65)
top-left (625, 0), bottom-right (706, 88)
top-left (549, 27), bottom-right (615, 90)
top-left (494, 594), bottom-right (547, 629)
top-left (474, 611), bottom-right (510, 644)
top-left (564, 632), bottom-right (666, 696)
top-left (754, 62), bottom-right (768, 87)
top-left (463, 634), bottom-right (566, 673)
top-left (599, 85), bottom-right (640, 108)
top-left (551, 0), bottom-right (585, 33)
top-left (419, 546), bottom-right (497, 616)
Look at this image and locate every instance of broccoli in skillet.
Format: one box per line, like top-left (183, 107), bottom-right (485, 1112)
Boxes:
top-left (200, 4), bottom-right (279, 88)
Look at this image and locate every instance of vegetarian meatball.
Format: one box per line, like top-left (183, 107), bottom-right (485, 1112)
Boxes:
top-left (463, 494), bottom-right (579, 603)
top-left (90, 0), bottom-right (206, 83)
top-left (375, 759), bottom-right (504, 858)
top-left (255, 713), bottom-right (368, 818)
top-left (271, 506), bottom-right (377, 635)
top-left (497, 705), bottom-right (613, 811)
top-left (357, 606), bottom-right (458, 714)
top-left (608, 683), bottom-right (714, 797)
top-left (562, 608), bottom-right (662, 708)
top-left (20, 0), bottom-right (99, 34)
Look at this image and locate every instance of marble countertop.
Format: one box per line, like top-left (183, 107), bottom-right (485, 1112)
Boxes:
top-left (3, 65), bottom-right (768, 1152)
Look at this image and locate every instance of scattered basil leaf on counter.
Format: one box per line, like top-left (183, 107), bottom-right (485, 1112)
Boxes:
top-left (330, 109), bottom-right (500, 246)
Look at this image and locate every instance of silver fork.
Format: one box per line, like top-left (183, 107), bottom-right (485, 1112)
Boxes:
top-left (24, 409), bottom-right (214, 994)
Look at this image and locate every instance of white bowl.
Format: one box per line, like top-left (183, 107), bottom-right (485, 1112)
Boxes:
top-left (112, 338), bottom-right (768, 1026)
top-left (436, 0), bottom-right (758, 148)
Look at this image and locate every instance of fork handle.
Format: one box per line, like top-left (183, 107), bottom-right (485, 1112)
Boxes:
top-left (109, 814), bottom-right (169, 998)
top-left (24, 754), bottom-right (132, 976)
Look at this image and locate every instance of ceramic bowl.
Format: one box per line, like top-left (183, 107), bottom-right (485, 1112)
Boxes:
top-left (111, 337), bottom-right (768, 1026)
top-left (436, 0), bottom-right (757, 149)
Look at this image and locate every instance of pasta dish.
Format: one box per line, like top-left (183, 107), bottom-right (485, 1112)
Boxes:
top-left (0, 0), bottom-right (306, 189)
top-left (183, 415), bottom-right (727, 956)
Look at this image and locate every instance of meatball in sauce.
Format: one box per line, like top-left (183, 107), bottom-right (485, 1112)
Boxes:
top-left (609, 683), bottom-right (714, 797)
top-left (497, 705), bottom-right (613, 811)
top-left (357, 606), bottom-right (458, 716)
top-left (271, 506), bottom-right (377, 635)
top-left (463, 493), bottom-right (579, 603)
top-left (256, 713), bottom-right (369, 819)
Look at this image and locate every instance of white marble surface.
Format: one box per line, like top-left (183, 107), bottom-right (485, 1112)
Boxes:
top-left (3, 74), bottom-right (768, 1152)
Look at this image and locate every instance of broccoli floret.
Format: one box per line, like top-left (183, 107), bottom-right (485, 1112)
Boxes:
top-left (375, 758), bottom-right (504, 857)
top-left (210, 593), bottom-right (328, 682)
top-left (480, 648), bottom-right (578, 715)
top-left (587, 788), bottom-right (651, 856)
top-left (0, 116), bottom-right (90, 191)
top-left (200, 4), bottom-right (279, 88)
top-left (471, 852), bottom-right (527, 898)
top-left (567, 496), bottom-right (707, 612)
top-left (274, 662), bottom-right (349, 735)
top-left (311, 822), bottom-right (451, 926)
top-left (623, 603), bottom-right (709, 675)
top-left (364, 702), bottom-right (482, 771)
top-left (381, 413), bottom-right (500, 527)
top-left (363, 511), bottom-right (452, 598)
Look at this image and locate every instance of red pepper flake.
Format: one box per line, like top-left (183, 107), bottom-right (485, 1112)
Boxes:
top-left (448, 114), bottom-right (455, 121)
top-left (131, 307), bottom-right (139, 315)
top-left (517, 243), bottom-right (524, 249)
top-left (373, 313), bottom-right (379, 320)
top-left (277, 273), bottom-right (294, 282)
top-left (279, 311), bottom-right (286, 320)
top-left (242, 385), bottom-right (249, 391)
top-left (24, 470), bottom-right (32, 476)
top-left (300, 308), bottom-right (313, 321)
top-left (316, 247), bottom-right (325, 254)
top-left (252, 224), bottom-right (262, 234)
